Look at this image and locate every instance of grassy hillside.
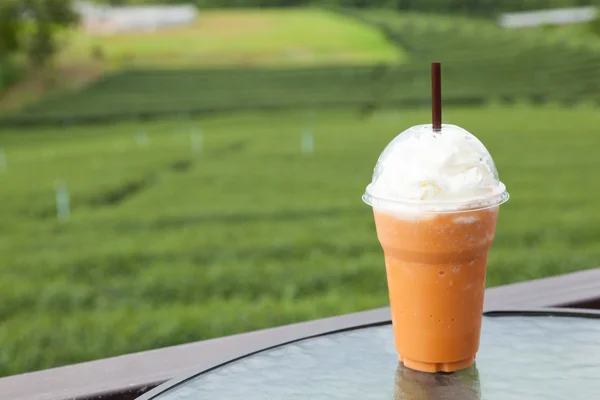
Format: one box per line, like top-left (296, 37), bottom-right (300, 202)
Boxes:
top-left (0, 8), bottom-right (403, 114)
top-left (8, 9), bottom-right (600, 125)
top-left (2, 105), bottom-right (600, 375)
top-left (58, 9), bottom-right (404, 68)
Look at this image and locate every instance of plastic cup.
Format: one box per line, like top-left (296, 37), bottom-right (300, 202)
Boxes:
top-left (363, 124), bottom-right (508, 373)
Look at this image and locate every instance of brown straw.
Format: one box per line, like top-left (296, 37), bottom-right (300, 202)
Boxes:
top-left (431, 62), bottom-right (442, 131)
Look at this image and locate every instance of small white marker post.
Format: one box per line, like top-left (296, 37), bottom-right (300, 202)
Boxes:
top-left (301, 130), bottom-right (314, 156)
top-left (136, 131), bottom-right (149, 148)
top-left (55, 180), bottom-right (71, 221)
top-left (0, 148), bottom-right (6, 172)
top-left (190, 129), bottom-right (203, 155)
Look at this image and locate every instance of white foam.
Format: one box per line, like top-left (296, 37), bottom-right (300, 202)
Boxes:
top-left (365, 124), bottom-right (507, 215)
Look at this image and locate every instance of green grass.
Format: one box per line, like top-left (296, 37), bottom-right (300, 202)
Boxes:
top-left (58, 9), bottom-right (404, 68)
top-left (1, 8), bottom-right (404, 114)
top-left (524, 22), bottom-right (600, 46)
top-left (1, 105), bottom-right (600, 375)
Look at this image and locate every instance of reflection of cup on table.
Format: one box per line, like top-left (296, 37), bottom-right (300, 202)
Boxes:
top-left (363, 124), bottom-right (508, 373)
top-left (394, 362), bottom-right (481, 400)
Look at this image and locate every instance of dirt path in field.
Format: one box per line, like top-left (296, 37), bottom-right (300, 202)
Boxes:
top-left (0, 62), bottom-right (105, 113)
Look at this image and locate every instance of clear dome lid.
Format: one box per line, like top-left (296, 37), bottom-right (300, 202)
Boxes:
top-left (363, 124), bottom-right (508, 213)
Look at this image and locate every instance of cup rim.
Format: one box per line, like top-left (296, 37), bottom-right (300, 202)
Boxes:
top-left (362, 183), bottom-right (509, 214)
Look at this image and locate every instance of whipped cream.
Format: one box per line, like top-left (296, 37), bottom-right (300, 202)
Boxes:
top-left (364, 124), bottom-right (507, 213)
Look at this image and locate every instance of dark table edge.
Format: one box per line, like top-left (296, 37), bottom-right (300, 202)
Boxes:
top-left (136, 307), bottom-right (600, 400)
top-left (484, 307), bottom-right (600, 318)
top-left (1, 268), bottom-right (600, 400)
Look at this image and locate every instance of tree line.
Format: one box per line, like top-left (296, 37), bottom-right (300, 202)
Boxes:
top-left (0, 1), bottom-right (78, 89)
top-left (99, 0), bottom-right (599, 15)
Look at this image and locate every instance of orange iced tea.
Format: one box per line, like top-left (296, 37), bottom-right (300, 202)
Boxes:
top-left (374, 207), bottom-right (498, 373)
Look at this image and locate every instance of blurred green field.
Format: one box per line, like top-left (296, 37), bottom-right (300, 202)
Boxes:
top-left (58, 9), bottom-right (404, 68)
top-left (1, 105), bottom-right (600, 375)
top-left (0, 8), bottom-right (404, 114)
top-left (11, 8), bottom-right (600, 125)
top-left (527, 21), bottom-right (600, 45)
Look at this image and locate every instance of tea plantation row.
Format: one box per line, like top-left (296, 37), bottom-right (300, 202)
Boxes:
top-left (2, 106), bottom-right (600, 375)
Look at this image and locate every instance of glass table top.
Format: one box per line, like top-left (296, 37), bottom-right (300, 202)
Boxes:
top-left (144, 311), bottom-right (600, 400)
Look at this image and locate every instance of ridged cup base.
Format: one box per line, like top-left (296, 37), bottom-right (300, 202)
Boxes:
top-left (400, 354), bottom-right (475, 373)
